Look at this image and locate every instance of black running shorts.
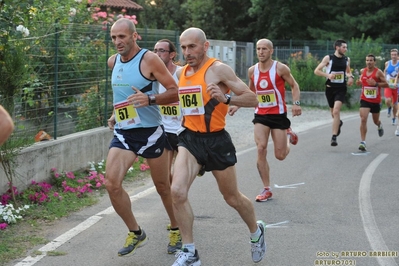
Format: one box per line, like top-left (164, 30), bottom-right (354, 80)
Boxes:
top-left (325, 86), bottom-right (347, 108)
top-left (360, 99), bottom-right (381, 114)
top-left (178, 129), bottom-right (237, 172)
top-left (252, 113), bottom-right (291, 129)
top-left (109, 126), bottom-right (171, 158)
top-left (165, 132), bottom-right (179, 152)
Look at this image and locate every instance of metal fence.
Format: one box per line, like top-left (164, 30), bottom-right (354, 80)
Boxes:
top-left (3, 22), bottom-right (399, 143)
top-left (271, 39), bottom-right (399, 71)
top-left (2, 24), bottom-right (180, 141)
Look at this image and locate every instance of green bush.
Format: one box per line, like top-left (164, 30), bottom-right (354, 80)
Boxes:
top-left (288, 51), bottom-right (325, 92)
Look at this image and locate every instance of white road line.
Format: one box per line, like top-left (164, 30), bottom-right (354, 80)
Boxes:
top-left (274, 182), bottom-right (305, 188)
top-left (359, 153), bottom-right (398, 266)
top-left (15, 186), bottom-right (157, 266)
top-left (265, 220), bottom-right (290, 228)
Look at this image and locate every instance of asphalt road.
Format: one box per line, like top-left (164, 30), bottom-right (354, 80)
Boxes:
top-left (9, 108), bottom-right (399, 266)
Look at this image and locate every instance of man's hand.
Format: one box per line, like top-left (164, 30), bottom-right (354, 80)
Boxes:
top-left (107, 114), bottom-right (116, 130)
top-left (347, 77), bottom-right (354, 86)
top-left (127, 87), bottom-right (149, 108)
top-left (228, 105), bottom-right (240, 116)
top-left (292, 105), bottom-right (302, 117)
top-left (206, 83), bottom-right (227, 103)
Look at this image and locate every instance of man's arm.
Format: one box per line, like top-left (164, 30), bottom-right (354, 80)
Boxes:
top-left (346, 57), bottom-right (354, 86)
top-left (279, 64), bottom-right (302, 117)
top-left (383, 61), bottom-right (389, 76)
top-left (314, 55), bottom-right (330, 78)
top-left (356, 68), bottom-right (364, 86)
top-left (132, 52), bottom-right (179, 106)
top-left (376, 69), bottom-right (389, 88)
top-left (247, 66), bottom-right (255, 93)
top-left (107, 54), bottom-right (116, 70)
top-left (208, 62), bottom-right (258, 107)
top-left (0, 105), bottom-right (14, 145)
top-left (106, 54), bottom-right (117, 129)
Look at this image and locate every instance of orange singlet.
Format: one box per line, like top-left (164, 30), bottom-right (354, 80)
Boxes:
top-left (178, 58), bottom-right (229, 133)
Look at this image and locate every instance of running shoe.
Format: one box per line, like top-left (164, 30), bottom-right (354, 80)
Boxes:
top-left (331, 136), bottom-right (337, 146)
top-left (387, 107), bottom-right (392, 117)
top-left (166, 224), bottom-right (171, 231)
top-left (358, 141), bottom-right (367, 151)
top-left (251, 220), bottom-right (267, 263)
top-left (378, 123), bottom-right (384, 137)
top-left (337, 120), bottom-right (343, 136)
top-left (172, 248), bottom-right (201, 266)
top-left (255, 188), bottom-right (272, 202)
top-left (167, 229), bottom-right (182, 254)
top-left (396, 127), bottom-right (399, 136)
top-left (118, 229), bottom-right (147, 256)
top-left (287, 127), bottom-right (298, 145)
top-left (392, 118), bottom-right (397, 125)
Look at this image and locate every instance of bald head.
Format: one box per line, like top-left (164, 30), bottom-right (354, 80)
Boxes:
top-left (112, 18), bottom-right (136, 34)
top-left (257, 39), bottom-right (273, 49)
top-left (179, 27), bottom-right (209, 68)
top-left (180, 27), bottom-right (207, 43)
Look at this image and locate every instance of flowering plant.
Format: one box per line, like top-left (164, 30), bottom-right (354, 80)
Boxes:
top-left (0, 204), bottom-right (30, 227)
top-left (0, 159), bottom-right (150, 230)
top-left (51, 167), bottom-right (106, 197)
top-left (90, 7), bottom-right (141, 37)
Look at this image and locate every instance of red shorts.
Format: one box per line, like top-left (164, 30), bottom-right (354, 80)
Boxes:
top-left (384, 88), bottom-right (398, 102)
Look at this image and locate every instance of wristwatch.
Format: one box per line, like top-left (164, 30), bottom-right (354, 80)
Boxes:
top-left (148, 95), bottom-right (156, 105)
top-left (224, 94), bottom-right (231, 105)
top-left (294, 100), bottom-right (301, 106)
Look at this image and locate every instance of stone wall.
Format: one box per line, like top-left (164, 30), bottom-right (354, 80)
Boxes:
top-left (0, 127), bottom-right (113, 194)
top-left (286, 89), bottom-right (362, 107)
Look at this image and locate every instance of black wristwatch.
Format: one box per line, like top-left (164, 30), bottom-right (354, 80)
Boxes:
top-left (294, 100), bottom-right (301, 106)
top-left (224, 94), bottom-right (231, 105)
top-left (148, 95), bottom-right (156, 105)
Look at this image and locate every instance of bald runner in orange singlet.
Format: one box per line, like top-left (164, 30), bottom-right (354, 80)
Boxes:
top-left (170, 27), bottom-right (267, 266)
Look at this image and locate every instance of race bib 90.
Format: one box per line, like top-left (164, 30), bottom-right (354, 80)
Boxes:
top-left (257, 90), bottom-right (277, 108)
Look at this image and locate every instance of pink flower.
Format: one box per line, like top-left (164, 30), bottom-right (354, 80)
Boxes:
top-left (53, 192), bottom-right (59, 197)
top-left (1, 194), bottom-right (11, 205)
top-left (96, 182), bottom-right (102, 188)
top-left (66, 172), bottom-right (75, 179)
top-left (0, 223), bottom-right (8, 230)
top-left (140, 164), bottom-right (150, 171)
top-left (97, 11), bottom-right (107, 18)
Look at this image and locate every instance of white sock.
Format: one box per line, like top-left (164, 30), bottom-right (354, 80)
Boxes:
top-left (183, 243), bottom-right (195, 254)
top-left (250, 226), bottom-right (262, 242)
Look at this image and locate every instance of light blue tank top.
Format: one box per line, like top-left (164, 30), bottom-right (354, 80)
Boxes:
top-left (111, 49), bottom-right (161, 129)
top-left (386, 60), bottom-right (399, 78)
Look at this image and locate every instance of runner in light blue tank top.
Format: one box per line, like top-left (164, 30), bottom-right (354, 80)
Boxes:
top-left (112, 49), bottom-right (161, 129)
top-left (105, 18), bottom-right (181, 258)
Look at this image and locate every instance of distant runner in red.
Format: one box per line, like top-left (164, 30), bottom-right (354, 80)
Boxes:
top-left (355, 54), bottom-right (388, 151)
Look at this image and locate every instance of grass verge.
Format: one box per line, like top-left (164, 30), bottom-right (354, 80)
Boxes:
top-left (0, 159), bottom-right (150, 265)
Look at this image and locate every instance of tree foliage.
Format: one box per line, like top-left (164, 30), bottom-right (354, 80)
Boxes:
top-left (135, 0), bottom-right (399, 43)
top-left (307, 0), bottom-right (399, 43)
